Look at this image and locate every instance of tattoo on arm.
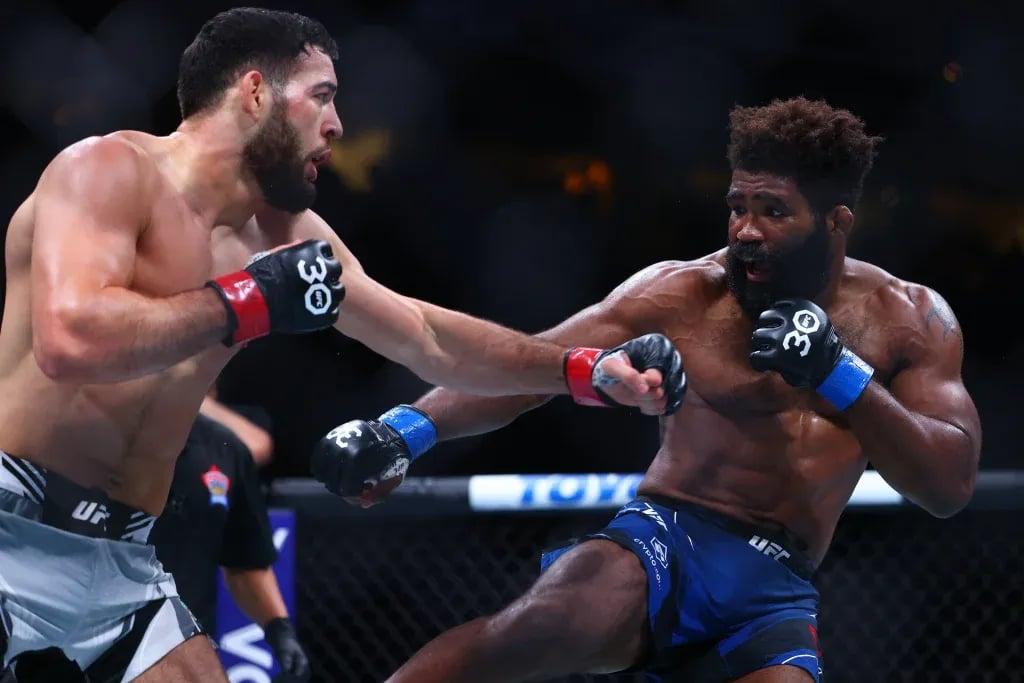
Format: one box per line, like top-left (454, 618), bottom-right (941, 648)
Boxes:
top-left (925, 305), bottom-right (957, 341)
top-left (923, 294), bottom-right (964, 360)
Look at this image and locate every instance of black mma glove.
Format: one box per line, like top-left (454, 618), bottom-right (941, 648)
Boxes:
top-left (311, 406), bottom-right (437, 505)
top-left (264, 617), bottom-right (310, 682)
top-left (206, 239), bottom-right (344, 346)
top-left (749, 299), bottom-right (874, 410)
top-left (564, 333), bottom-right (687, 415)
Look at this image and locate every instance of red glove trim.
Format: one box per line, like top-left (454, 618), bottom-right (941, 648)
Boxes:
top-left (212, 271), bottom-right (270, 344)
top-left (564, 347), bottom-right (607, 407)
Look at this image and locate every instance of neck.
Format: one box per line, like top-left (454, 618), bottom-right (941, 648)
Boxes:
top-left (811, 248), bottom-right (847, 309)
top-left (169, 113), bottom-right (266, 229)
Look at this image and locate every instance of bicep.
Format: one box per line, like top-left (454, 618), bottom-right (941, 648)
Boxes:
top-left (889, 291), bottom-right (981, 449)
top-left (32, 140), bottom-right (146, 316)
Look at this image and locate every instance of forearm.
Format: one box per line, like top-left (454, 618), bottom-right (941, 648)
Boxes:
top-left (412, 301), bottom-right (571, 395)
top-left (340, 286), bottom-right (568, 396)
top-left (845, 383), bottom-right (978, 517)
top-left (223, 567), bottom-right (289, 626)
top-left (413, 387), bottom-right (553, 441)
top-left (37, 286), bottom-right (229, 383)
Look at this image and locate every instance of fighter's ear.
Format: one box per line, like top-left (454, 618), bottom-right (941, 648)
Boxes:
top-left (826, 205), bottom-right (854, 236)
top-left (238, 70), bottom-right (271, 119)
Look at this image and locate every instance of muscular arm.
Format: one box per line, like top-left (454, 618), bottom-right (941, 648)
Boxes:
top-left (414, 262), bottom-right (688, 440)
top-left (222, 567), bottom-right (289, 626)
top-left (846, 288), bottom-right (981, 517)
top-left (296, 212), bottom-right (649, 396)
top-left (31, 138), bottom-right (229, 383)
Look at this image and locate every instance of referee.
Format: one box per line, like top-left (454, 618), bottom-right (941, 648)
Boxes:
top-left (149, 400), bottom-right (310, 681)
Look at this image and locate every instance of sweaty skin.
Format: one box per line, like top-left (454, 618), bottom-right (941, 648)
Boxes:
top-left (412, 171), bottom-right (981, 564)
top-left (0, 49), bottom-right (665, 517)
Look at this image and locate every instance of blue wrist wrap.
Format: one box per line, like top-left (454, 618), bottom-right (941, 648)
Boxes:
top-left (816, 347), bottom-right (874, 411)
top-left (379, 405), bottom-right (437, 460)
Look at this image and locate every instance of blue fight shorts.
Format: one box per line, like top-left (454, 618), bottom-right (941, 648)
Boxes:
top-left (540, 496), bottom-right (823, 682)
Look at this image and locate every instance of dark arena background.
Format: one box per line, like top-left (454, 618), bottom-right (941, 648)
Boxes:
top-left (1, 1), bottom-right (1022, 682)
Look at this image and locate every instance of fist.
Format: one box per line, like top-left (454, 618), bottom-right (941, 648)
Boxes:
top-left (208, 239), bottom-right (345, 345)
top-left (311, 419), bottom-right (411, 506)
top-left (566, 333), bottom-right (687, 415)
top-left (749, 299), bottom-right (842, 387)
top-left (245, 240), bottom-right (344, 334)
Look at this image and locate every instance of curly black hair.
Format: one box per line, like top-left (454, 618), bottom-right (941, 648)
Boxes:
top-left (727, 96), bottom-right (883, 212)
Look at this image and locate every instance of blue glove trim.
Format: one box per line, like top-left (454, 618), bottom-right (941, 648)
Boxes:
top-left (379, 405), bottom-right (437, 461)
top-left (816, 347), bottom-right (874, 411)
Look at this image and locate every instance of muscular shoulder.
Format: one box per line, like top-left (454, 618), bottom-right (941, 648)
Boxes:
top-left (604, 255), bottom-right (724, 325)
top-left (850, 259), bottom-right (963, 362)
top-left (39, 134), bottom-right (157, 209)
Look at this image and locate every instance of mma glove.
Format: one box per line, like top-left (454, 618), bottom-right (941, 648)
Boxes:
top-left (564, 333), bottom-right (687, 415)
top-left (313, 334), bottom-right (686, 505)
top-left (263, 617), bottom-right (310, 682)
top-left (749, 298), bottom-right (874, 410)
top-left (312, 405), bottom-right (436, 504)
top-left (206, 239), bottom-right (344, 346)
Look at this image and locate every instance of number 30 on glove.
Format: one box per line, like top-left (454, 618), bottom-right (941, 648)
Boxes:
top-left (749, 299), bottom-right (874, 410)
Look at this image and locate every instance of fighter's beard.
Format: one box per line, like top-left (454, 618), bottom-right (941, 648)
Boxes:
top-left (243, 101), bottom-right (317, 214)
top-left (726, 219), bottom-right (831, 319)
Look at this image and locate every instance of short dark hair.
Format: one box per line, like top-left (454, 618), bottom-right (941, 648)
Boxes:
top-left (727, 97), bottom-right (883, 212)
top-left (177, 8), bottom-right (339, 119)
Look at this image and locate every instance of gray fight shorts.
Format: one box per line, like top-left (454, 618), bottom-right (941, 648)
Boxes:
top-left (0, 451), bottom-right (202, 681)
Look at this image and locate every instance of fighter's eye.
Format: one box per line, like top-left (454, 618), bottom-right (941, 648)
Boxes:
top-left (767, 207), bottom-right (786, 218)
top-left (316, 92), bottom-right (333, 104)
top-left (731, 206), bottom-right (747, 216)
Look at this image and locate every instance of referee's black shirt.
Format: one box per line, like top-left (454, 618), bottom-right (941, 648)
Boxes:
top-left (150, 414), bottom-right (277, 633)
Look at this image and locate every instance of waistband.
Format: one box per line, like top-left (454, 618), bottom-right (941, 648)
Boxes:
top-left (638, 494), bottom-right (816, 580)
top-left (0, 451), bottom-right (155, 544)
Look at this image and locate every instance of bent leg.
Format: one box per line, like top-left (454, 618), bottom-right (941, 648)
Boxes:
top-left (387, 539), bottom-right (649, 683)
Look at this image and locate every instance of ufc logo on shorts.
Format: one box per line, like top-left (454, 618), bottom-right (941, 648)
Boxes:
top-left (297, 257), bottom-right (333, 315)
top-left (749, 535), bottom-right (791, 562)
top-left (782, 309), bottom-right (820, 358)
top-left (71, 500), bottom-right (110, 526)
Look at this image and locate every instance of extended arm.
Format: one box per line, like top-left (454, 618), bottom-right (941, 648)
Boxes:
top-left (294, 211), bottom-right (666, 398)
top-left (310, 262), bottom-right (693, 505)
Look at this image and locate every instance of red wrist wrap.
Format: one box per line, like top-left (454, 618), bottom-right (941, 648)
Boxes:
top-left (213, 271), bottom-right (271, 344)
top-left (564, 347), bottom-right (607, 407)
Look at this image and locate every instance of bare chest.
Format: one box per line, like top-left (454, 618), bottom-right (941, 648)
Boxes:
top-left (130, 195), bottom-right (270, 298)
top-left (671, 301), bottom-right (897, 417)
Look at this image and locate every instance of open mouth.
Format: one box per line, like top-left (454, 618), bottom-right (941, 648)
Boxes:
top-left (744, 261), bottom-right (773, 282)
top-left (305, 149), bottom-right (332, 182)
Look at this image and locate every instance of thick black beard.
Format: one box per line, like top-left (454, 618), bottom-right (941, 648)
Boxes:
top-left (726, 216), bottom-right (832, 319)
top-left (243, 101), bottom-right (316, 214)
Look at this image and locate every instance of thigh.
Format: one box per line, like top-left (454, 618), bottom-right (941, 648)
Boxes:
top-left (133, 635), bottom-right (227, 683)
top-left (734, 664), bottom-right (814, 682)
top-left (499, 538), bottom-right (649, 674)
